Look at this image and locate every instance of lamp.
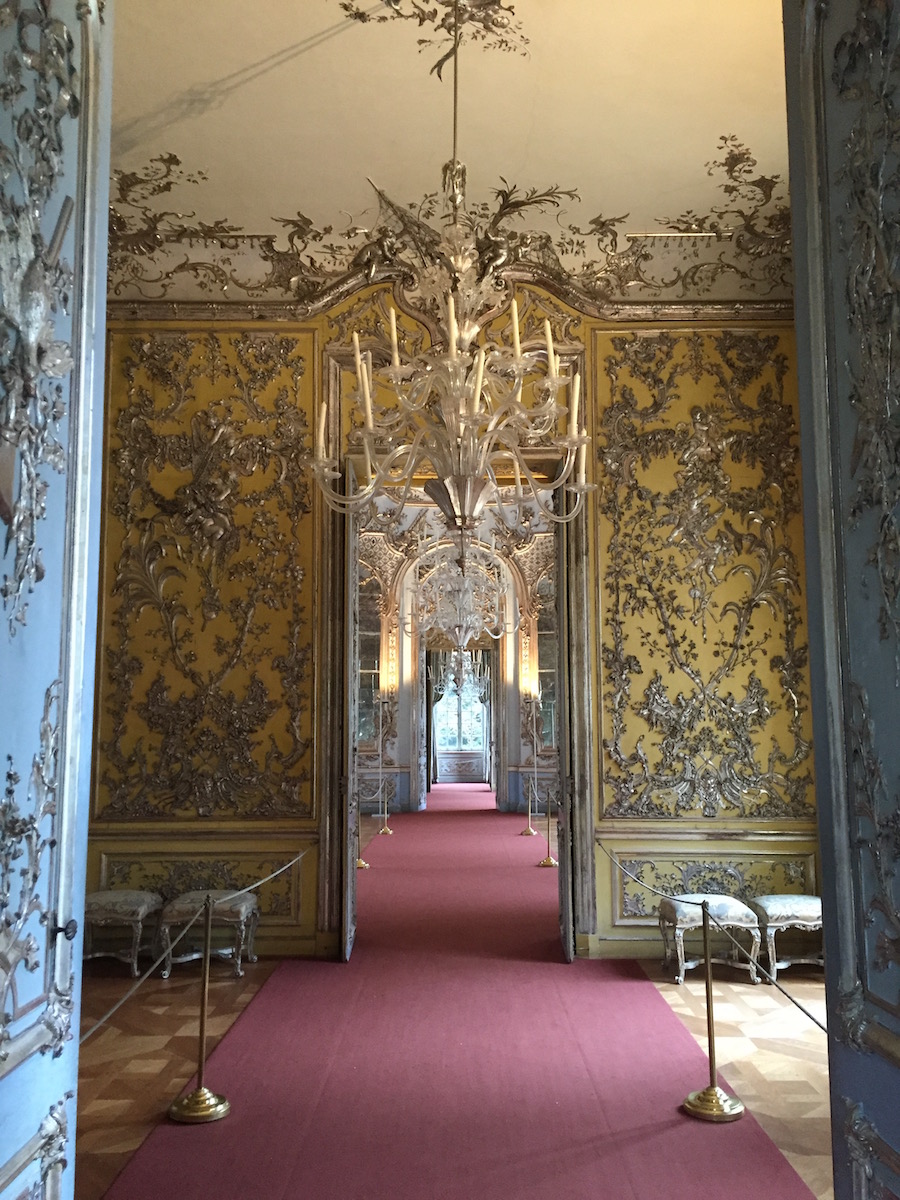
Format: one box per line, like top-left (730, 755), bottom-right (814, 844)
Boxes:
top-left (409, 538), bottom-right (518, 651)
top-left (312, 1), bottom-right (591, 534)
top-left (428, 646), bottom-right (489, 699)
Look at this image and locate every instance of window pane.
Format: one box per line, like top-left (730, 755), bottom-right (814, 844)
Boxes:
top-left (434, 684), bottom-right (460, 750)
top-left (459, 673), bottom-right (485, 749)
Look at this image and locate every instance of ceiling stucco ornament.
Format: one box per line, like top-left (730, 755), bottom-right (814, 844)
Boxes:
top-left (106, 134), bottom-right (791, 310)
top-left (336, 0), bottom-right (528, 77)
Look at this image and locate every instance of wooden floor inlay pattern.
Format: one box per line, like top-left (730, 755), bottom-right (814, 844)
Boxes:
top-left (643, 962), bottom-right (833, 1200)
top-left (76, 959), bottom-right (278, 1199)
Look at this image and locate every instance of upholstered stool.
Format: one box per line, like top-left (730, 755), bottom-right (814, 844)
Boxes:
top-left (748, 894), bottom-right (823, 982)
top-left (83, 889), bottom-right (164, 977)
top-left (158, 890), bottom-right (259, 979)
top-left (658, 893), bottom-right (761, 985)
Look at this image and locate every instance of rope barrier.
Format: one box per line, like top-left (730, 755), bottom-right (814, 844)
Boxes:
top-left (596, 839), bottom-right (828, 1035)
top-left (219, 846), bottom-right (311, 904)
top-left (80, 908), bottom-right (204, 1045)
top-left (80, 847), bottom-right (311, 1045)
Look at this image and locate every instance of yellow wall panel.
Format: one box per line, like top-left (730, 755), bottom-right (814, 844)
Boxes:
top-left (96, 324), bottom-right (318, 824)
top-left (592, 325), bottom-right (813, 823)
top-left (91, 322), bottom-right (328, 955)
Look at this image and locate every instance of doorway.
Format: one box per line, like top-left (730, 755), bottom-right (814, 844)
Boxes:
top-left (428, 648), bottom-right (491, 785)
top-left (344, 491), bottom-right (592, 964)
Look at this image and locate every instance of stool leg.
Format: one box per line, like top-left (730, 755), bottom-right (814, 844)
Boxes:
top-left (767, 927), bottom-right (778, 982)
top-left (232, 919), bottom-right (246, 978)
top-left (160, 924), bottom-right (173, 979)
top-left (129, 919), bottom-right (143, 978)
top-left (674, 928), bottom-right (686, 985)
top-left (245, 910), bottom-right (258, 965)
top-left (659, 916), bottom-right (672, 969)
top-left (748, 929), bottom-right (761, 984)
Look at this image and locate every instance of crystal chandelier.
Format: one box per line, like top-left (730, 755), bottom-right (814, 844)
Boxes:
top-left (312, 1), bottom-right (591, 534)
top-left (428, 646), bottom-right (490, 699)
top-left (410, 539), bottom-right (517, 651)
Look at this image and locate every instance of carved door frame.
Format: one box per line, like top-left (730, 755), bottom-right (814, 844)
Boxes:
top-left (784, 2), bottom-right (900, 1195)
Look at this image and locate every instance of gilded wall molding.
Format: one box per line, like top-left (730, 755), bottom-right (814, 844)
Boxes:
top-left (0, 1), bottom-right (81, 628)
top-left (95, 329), bottom-right (317, 822)
top-left (0, 682), bottom-right (74, 1075)
top-left (108, 298), bottom-right (794, 327)
top-left (106, 138), bottom-right (791, 309)
top-left (100, 852), bottom-right (299, 918)
top-left (845, 1099), bottom-right (900, 1200)
top-left (597, 328), bottom-right (814, 821)
top-left (611, 852), bottom-right (817, 922)
top-left (0, 1095), bottom-right (71, 1198)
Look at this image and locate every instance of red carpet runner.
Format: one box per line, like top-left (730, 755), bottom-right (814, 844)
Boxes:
top-left (103, 784), bottom-right (816, 1199)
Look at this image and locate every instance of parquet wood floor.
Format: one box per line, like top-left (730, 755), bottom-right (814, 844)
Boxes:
top-left (643, 961), bottom-right (833, 1200)
top-left (75, 817), bottom-right (832, 1200)
top-left (76, 956), bottom-right (278, 1200)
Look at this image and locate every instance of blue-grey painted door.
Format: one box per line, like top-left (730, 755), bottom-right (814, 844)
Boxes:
top-left (0, 2), bottom-right (110, 1197)
top-left (785, 3), bottom-right (900, 1195)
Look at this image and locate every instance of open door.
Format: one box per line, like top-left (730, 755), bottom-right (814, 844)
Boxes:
top-left (341, 495), bottom-right (361, 960)
top-left (556, 521), bottom-right (576, 962)
top-left (557, 446), bottom-right (597, 962)
top-left (0, 5), bottom-right (109, 1196)
top-left (784, 4), bottom-right (900, 1192)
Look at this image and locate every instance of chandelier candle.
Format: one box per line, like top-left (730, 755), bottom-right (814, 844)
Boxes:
top-left (510, 298), bottom-right (522, 360)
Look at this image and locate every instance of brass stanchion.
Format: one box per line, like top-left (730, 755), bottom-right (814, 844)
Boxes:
top-left (356, 816), bottom-right (370, 870)
top-left (169, 895), bottom-right (231, 1124)
top-left (540, 792), bottom-right (561, 868)
top-left (520, 774), bottom-right (538, 836)
top-left (683, 901), bottom-right (744, 1122)
top-left (532, 697), bottom-right (556, 868)
top-left (538, 784), bottom-right (558, 868)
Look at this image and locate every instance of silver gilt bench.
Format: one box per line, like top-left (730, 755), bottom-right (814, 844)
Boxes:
top-left (658, 892), bottom-right (761, 984)
top-left (83, 889), bottom-right (163, 977)
top-left (747, 894), bottom-right (823, 982)
top-left (158, 889), bottom-right (259, 978)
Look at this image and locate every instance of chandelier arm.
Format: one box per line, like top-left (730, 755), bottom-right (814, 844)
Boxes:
top-left (309, 4), bottom-right (594, 539)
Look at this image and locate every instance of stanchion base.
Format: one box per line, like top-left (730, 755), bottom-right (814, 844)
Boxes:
top-left (520, 826), bottom-right (539, 836)
top-left (378, 826), bottom-right (393, 835)
top-left (356, 857), bottom-right (370, 870)
top-left (168, 1086), bottom-right (231, 1124)
top-left (683, 1085), bottom-right (744, 1123)
top-left (539, 855), bottom-right (558, 868)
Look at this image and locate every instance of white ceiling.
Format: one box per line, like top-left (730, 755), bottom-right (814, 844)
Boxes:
top-left (110, 0), bottom-right (790, 244)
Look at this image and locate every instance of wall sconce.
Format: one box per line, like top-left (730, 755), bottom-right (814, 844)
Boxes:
top-left (381, 624), bottom-right (399, 696)
top-left (520, 629), bottom-right (540, 702)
